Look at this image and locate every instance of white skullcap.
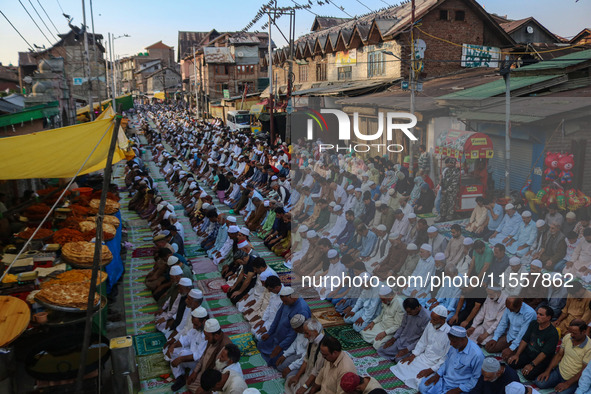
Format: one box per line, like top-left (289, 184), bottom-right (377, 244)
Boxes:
top-left (191, 306), bottom-right (207, 318)
top-left (388, 189), bottom-right (395, 195)
top-left (237, 240), bottom-right (249, 248)
top-left (297, 225), bottom-right (309, 233)
top-left (522, 211), bottom-right (532, 217)
top-left (433, 304), bottom-right (448, 318)
top-left (408, 213), bottom-right (417, 219)
top-left (407, 243), bottom-right (418, 251)
top-left (239, 228), bottom-right (250, 236)
top-left (227, 216), bottom-right (237, 223)
top-left (264, 200), bottom-right (270, 207)
top-left (531, 259), bottom-right (543, 268)
top-left (505, 203), bottom-right (515, 210)
top-left (355, 188), bottom-right (362, 192)
top-left (536, 219), bottom-right (545, 228)
top-left (375, 201), bottom-right (383, 207)
top-left (170, 266), bottom-right (183, 276)
top-left (427, 226), bottom-right (438, 233)
top-left (167, 256), bottom-right (179, 266)
top-left (202, 203), bottom-right (211, 209)
top-left (204, 318), bottom-right (221, 333)
top-left (200, 191), bottom-right (207, 198)
top-left (333, 205), bottom-right (342, 212)
top-left (482, 357), bottom-right (501, 373)
top-left (449, 326), bottom-right (467, 338)
top-left (134, 176), bottom-right (141, 181)
top-left (347, 185), bottom-right (355, 191)
top-left (306, 230), bottom-right (317, 238)
top-left (327, 249), bottom-right (338, 259)
top-left (505, 382), bottom-right (527, 394)
top-left (259, 270), bottom-right (273, 281)
top-left (376, 224), bottom-right (387, 232)
top-left (329, 201), bottom-right (336, 208)
top-left (279, 286), bottom-right (295, 296)
top-left (420, 244), bottom-right (432, 252)
top-left (189, 289), bottom-right (203, 299)
top-left (179, 277), bottom-right (193, 287)
top-left (378, 285), bottom-right (393, 296)
top-left (228, 225), bottom-right (239, 233)
top-left (435, 252), bottom-right (445, 261)
top-left (463, 237), bottom-right (474, 246)
top-left (566, 211), bottom-right (577, 219)
top-left (157, 203), bottom-right (165, 212)
top-left (389, 231), bottom-right (400, 240)
top-left (290, 314), bottom-right (306, 328)
top-left (243, 389), bottom-right (261, 394)
top-left (509, 257), bottom-right (521, 266)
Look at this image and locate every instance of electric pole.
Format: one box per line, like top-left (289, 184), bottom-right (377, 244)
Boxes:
top-left (408, 0), bottom-right (416, 177)
top-left (81, 0), bottom-right (94, 120)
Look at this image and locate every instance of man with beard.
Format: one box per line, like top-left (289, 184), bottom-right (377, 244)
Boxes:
top-left (284, 319), bottom-right (325, 394)
top-left (361, 285), bottom-right (405, 350)
top-left (469, 357), bottom-right (519, 394)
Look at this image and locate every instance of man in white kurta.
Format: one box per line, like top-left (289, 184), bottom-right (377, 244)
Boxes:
top-left (253, 284), bottom-right (283, 339)
top-left (361, 285), bottom-right (405, 349)
top-left (237, 262), bottom-right (277, 313)
top-left (167, 307), bottom-right (208, 379)
top-left (343, 273), bottom-right (381, 332)
top-left (402, 244), bottom-right (436, 298)
top-left (318, 250), bottom-right (347, 300)
top-left (466, 287), bottom-right (507, 345)
top-left (390, 305), bottom-right (451, 389)
top-left (155, 277), bottom-right (192, 335)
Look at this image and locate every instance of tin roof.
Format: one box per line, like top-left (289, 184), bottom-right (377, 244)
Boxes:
top-left (203, 47), bottom-right (235, 64)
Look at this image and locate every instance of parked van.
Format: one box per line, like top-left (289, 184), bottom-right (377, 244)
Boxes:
top-left (226, 110), bottom-right (251, 131)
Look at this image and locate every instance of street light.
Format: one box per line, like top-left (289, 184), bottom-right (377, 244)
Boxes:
top-left (110, 33), bottom-right (130, 98)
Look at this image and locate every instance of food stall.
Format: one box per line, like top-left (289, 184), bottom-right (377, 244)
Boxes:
top-left (435, 129), bottom-right (494, 211)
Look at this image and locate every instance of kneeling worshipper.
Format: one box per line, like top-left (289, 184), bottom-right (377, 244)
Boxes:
top-left (418, 326), bottom-right (484, 394)
top-left (155, 277), bottom-right (193, 336)
top-left (236, 257), bottom-right (277, 313)
top-left (340, 372), bottom-right (384, 393)
top-left (504, 211), bottom-right (537, 257)
top-left (377, 297), bottom-right (430, 362)
top-left (402, 244), bottom-right (435, 299)
top-left (390, 305), bottom-right (451, 390)
top-left (257, 286), bottom-right (312, 366)
top-left (166, 306), bottom-right (208, 384)
top-left (250, 276), bottom-right (283, 338)
top-left (163, 288), bottom-right (204, 350)
top-left (488, 204), bottom-right (523, 247)
top-left (275, 314), bottom-right (308, 377)
top-left (469, 357), bottom-right (520, 394)
top-left (284, 318), bottom-right (325, 394)
top-left (360, 285), bottom-right (405, 350)
top-left (343, 272), bottom-right (381, 332)
top-left (199, 368), bottom-right (248, 394)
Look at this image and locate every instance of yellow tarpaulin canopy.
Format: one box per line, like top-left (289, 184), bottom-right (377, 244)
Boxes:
top-left (153, 92), bottom-right (165, 100)
top-left (0, 110), bottom-right (133, 180)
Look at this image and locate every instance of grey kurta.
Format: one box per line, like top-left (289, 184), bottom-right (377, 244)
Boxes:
top-left (377, 306), bottom-right (430, 361)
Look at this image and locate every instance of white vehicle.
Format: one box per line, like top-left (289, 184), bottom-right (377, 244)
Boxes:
top-left (226, 110), bottom-right (251, 131)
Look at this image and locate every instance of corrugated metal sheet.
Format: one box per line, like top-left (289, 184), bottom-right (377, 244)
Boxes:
top-left (513, 49), bottom-right (591, 72)
top-left (489, 136), bottom-right (532, 191)
top-left (203, 47), bottom-right (235, 64)
top-left (439, 75), bottom-right (562, 99)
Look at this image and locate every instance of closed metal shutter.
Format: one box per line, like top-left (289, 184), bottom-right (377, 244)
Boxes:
top-left (489, 136), bottom-right (533, 192)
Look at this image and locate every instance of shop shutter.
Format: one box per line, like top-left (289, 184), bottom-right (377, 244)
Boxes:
top-left (489, 136), bottom-right (533, 192)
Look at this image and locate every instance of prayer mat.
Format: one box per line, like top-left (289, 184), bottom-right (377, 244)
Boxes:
top-left (417, 212), bottom-right (437, 219)
top-left (136, 353), bottom-right (171, 380)
top-left (198, 277), bottom-right (228, 296)
top-left (312, 307), bottom-right (346, 327)
top-left (191, 256), bottom-right (217, 274)
top-left (215, 313), bottom-right (246, 326)
top-left (133, 247), bottom-right (156, 258)
top-left (134, 332), bottom-right (167, 356)
top-left (325, 325), bottom-right (368, 350)
top-left (138, 378), bottom-right (179, 394)
top-left (277, 272), bottom-right (293, 285)
top-left (204, 296), bottom-right (232, 309)
top-left (244, 365), bottom-right (283, 385)
top-left (230, 332), bottom-right (260, 356)
top-left (216, 320), bottom-right (253, 336)
top-left (195, 271), bottom-right (222, 280)
top-left (307, 298), bottom-right (335, 310)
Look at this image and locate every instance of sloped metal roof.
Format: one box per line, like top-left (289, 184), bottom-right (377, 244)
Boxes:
top-left (203, 47), bottom-right (235, 64)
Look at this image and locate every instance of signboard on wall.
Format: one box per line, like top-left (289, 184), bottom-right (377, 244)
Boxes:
top-left (461, 44), bottom-right (501, 68)
top-left (335, 49), bottom-right (357, 67)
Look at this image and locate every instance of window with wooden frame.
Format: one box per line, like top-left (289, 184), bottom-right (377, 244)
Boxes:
top-left (338, 66), bottom-right (352, 80)
top-left (299, 65), bottom-right (308, 82)
top-left (316, 62), bottom-right (327, 81)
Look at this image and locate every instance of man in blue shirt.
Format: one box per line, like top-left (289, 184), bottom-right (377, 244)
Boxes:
top-left (485, 297), bottom-right (536, 360)
top-left (478, 197), bottom-right (504, 241)
top-left (418, 325), bottom-right (484, 393)
top-left (488, 203), bottom-right (523, 248)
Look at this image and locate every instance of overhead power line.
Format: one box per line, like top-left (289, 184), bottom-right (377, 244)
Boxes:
top-left (0, 10), bottom-right (35, 51)
top-left (355, 0), bottom-right (374, 12)
top-left (28, 0), bottom-right (58, 41)
top-left (37, 0), bottom-right (61, 35)
top-left (55, 0), bottom-right (65, 13)
top-left (325, 0), bottom-right (354, 18)
top-left (18, 0), bottom-right (53, 46)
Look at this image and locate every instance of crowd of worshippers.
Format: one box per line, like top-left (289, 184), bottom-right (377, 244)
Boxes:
top-left (124, 104), bottom-right (591, 394)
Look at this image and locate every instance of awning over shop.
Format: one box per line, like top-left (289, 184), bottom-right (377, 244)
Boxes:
top-left (435, 130), bottom-right (494, 159)
top-left (0, 101), bottom-right (59, 128)
top-left (76, 94), bottom-right (134, 116)
top-left (0, 109), bottom-right (133, 179)
top-left (153, 92), bottom-right (165, 100)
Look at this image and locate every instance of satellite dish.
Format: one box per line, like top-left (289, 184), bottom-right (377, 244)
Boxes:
top-left (24, 76), bottom-right (33, 84)
top-left (526, 26), bottom-right (534, 34)
top-left (237, 51), bottom-right (244, 57)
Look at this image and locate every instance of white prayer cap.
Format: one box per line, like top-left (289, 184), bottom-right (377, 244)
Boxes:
top-left (347, 185), bottom-right (355, 191)
top-left (202, 203), bottom-right (211, 210)
top-left (333, 205), bottom-right (342, 212)
top-left (449, 326), bottom-right (467, 338)
top-left (434, 252), bottom-right (445, 261)
top-left (189, 289), bottom-right (203, 299)
top-left (204, 318), bottom-right (221, 333)
top-left (297, 225), bottom-right (309, 233)
top-left (375, 201), bottom-right (383, 208)
top-left (259, 270), bottom-right (273, 281)
top-left (239, 228), bottom-right (250, 236)
top-left (536, 219), bottom-right (546, 228)
top-left (157, 203), bottom-right (165, 211)
top-left (368, 180), bottom-right (376, 186)
top-left (482, 357), bottom-right (501, 373)
top-left (306, 230), bottom-right (318, 238)
top-left (191, 306), bottom-right (207, 318)
top-left (290, 314), bottom-right (306, 329)
top-left (167, 256), bottom-right (179, 266)
top-left (329, 201), bottom-right (337, 208)
top-left (378, 285), bottom-right (393, 296)
top-left (134, 176), bottom-right (141, 181)
top-left (327, 249), bottom-right (338, 259)
top-left (420, 244), bottom-right (432, 252)
top-left (271, 175), bottom-right (278, 181)
top-left (463, 237), bottom-right (474, 246)
top-left (566, 211), bottom-right (577, 219)
top-left (170, 266), bottom-right (183, 276)
top-left (389, 231), bottom-right (400, 240)
top-left (355, 188), bottom-right (362, 192)
top-left (189, 183), bottom-right (197, 190)
top-left (237, 240), bottom-right (249, 248)
top-left (407, 243), bottom-right (418, 251)
top-left (509, 257), bottom-right (521, 266)
top-left (227, 216), bottom-right (237, 223)
top-left (427, 226), bottom-right (438, 233)
top-left (279, 286), bottom-right (295, 296)
top-left (408, 213), bottom-right (417, 219)
top-left (376, 224), bottom-right (387, 232)
top-left (505, 203), bottom-right (515, 210)
top-left (388, 189), bottom-right (395, 195)
top-left (531, 259), bottom-right (543, 268)
top-left (505, 382), bottom-right (527, 394)
top-left (200, 191), bottom-right (207, 198)
top-left (228, 225), bottom-right (239, 233)
top-left (433, 305), bottom-right (448, 318)
top-left (179, 278), bottom-right (193, 287)
top-left (522, 210), bottom-right (532, 218)
top-left (241, 182), bottom-right (247, 188)
top-left (264, 200), bottom-right (270, 207)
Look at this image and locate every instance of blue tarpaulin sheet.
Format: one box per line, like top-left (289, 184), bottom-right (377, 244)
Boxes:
top-left (104, 210), bottom-right (123, 293)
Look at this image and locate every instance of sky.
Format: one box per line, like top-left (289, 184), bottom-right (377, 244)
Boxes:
top-left (0, 0), bottom-right (589, 66)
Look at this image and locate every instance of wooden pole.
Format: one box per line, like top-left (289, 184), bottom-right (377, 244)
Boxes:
top-left (74, 113), bottom-right (122, 391)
